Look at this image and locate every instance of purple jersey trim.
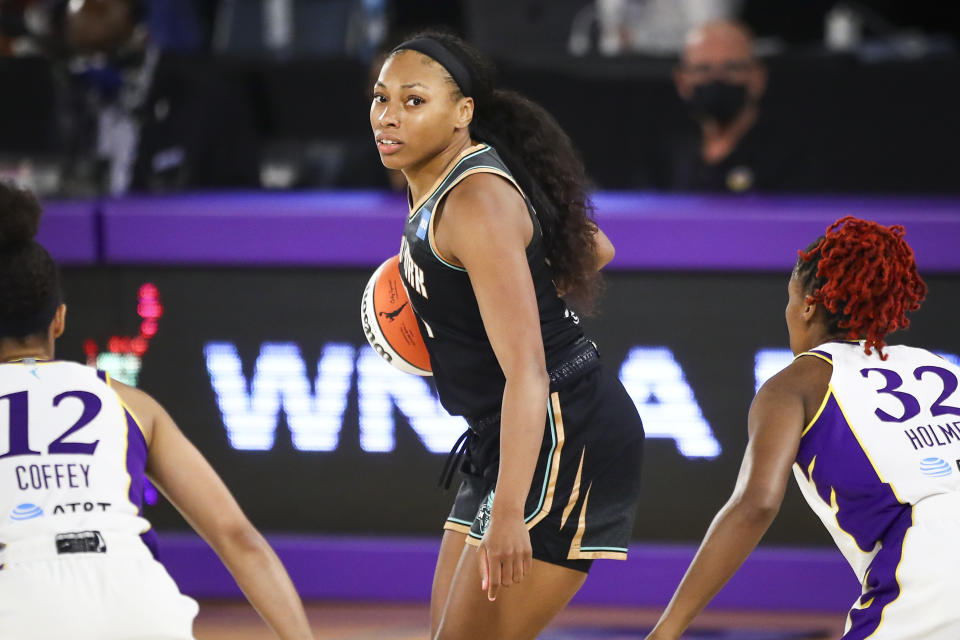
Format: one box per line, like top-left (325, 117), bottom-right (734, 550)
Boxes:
top-left (123, 408), bottom-right (148, 511)
top-left (795, 393), bottom-right (906, 552)
top-left (795, 349), bottom-right (834, 365)
top-left (843, 507), bottom-right (913, 640)
top-left (141, 528), bottom-right (160, 561)
top-left (123, 408), bottom-right (159, 559)
top-left (796, 393), bottom-right (914, 637)
top-left (808, 349), bottom-right (833, 362)
top-left (96, 369), bottom-right (108, 383)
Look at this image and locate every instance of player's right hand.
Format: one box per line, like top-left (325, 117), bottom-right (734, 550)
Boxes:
top-left (477, 513), bottom-right (533, 601)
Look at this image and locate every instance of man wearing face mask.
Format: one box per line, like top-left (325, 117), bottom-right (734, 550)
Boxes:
top-left (653, 19), bottom-right (810, 193)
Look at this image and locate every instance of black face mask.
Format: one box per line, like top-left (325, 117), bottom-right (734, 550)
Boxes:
top-left (685, 81), bottom-right (750, 125)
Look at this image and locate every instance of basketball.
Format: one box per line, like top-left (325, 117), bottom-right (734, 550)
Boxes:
top-left (361, 255), bottom-right (432, 376)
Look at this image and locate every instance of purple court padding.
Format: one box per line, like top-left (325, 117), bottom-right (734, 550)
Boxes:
top-left (39, 192), bottom-right (960, 271)
top-left (102, 191), bottom-right (408, 267)
top-left (592, 193), bottom-right (960, 272)
top-left (37, 199), bottom-right (99, 264)
top-left (156, 533), bottom-right (858, 611)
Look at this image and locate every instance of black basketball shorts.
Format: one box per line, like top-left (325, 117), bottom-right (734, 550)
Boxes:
top-left (443, 365), bottom-right (645, 573)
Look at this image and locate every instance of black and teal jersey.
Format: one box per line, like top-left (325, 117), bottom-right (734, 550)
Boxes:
top-left (398, 143), bottom-right (585, 419)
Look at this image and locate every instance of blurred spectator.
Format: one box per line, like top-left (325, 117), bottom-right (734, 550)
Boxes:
top-left (593, 0), bottom-right (741, 55)
top-left (145, 0), bottom-right (214, 53)
top-left (212, 0), bottom-right (390, 59)
top-left (0, 0), bottom-right (55, 56)
top-left (54, 0), bottom-right (259, 195)
top-left (256, 35), bottom-right (408, 191)
top-left (637, 20), bottom-right (812, 192)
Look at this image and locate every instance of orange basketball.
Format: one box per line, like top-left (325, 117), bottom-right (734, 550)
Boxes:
top-left (361, 255), bottom-right (432, 376)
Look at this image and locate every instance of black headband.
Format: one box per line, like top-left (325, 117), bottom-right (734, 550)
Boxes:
top-left (392, 37), bottom-right (473, 97)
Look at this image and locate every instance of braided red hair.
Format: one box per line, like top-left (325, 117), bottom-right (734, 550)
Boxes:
top-left (796, 216), bottom-right (927, 359)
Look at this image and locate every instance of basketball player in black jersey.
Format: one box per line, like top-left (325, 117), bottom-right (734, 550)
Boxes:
top-left (370, 33), bottom-right (645, 640)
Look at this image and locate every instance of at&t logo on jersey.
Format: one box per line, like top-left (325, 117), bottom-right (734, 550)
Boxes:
top-left (52, 501), bottom-right (112, 515)
top-left (919, 457), bottom-right (953, 478)
top-left (9, 503), bottom-right (43, 521)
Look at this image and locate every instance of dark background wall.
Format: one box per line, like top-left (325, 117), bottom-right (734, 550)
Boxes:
top-left (56, 267), bottom-right (960, 545)
top-left (2, 51), bottom-right (958, 192)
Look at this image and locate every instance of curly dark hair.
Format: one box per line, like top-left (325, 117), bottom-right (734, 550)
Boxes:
top-left (392, 31), bottom-right (602, 311)
top-left (0, 181), bottom-right (62, 339)
top-left (794, 216), bottom-right (927, 359)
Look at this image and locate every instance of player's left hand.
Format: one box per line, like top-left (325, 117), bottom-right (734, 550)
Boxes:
top-left (477, 512), bottom-right (533, 601)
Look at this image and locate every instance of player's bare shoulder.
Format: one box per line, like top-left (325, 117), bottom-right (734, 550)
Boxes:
top-left (443, 171), bottom-right (530, 235)
top-left (106, 379), bottom-right (162, 444)
top-left (754, 353), bottom-right (832, 426)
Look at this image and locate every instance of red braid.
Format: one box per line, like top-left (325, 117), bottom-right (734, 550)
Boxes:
top-left (798, 216), bottom-right (927, 359)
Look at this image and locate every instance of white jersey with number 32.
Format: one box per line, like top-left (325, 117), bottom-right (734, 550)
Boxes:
top-left (792, 341), bottom-right (960, 640)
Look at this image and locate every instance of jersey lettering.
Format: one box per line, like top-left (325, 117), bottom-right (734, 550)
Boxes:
top-left (1, 390), bottom-right (102, 459)
top-left (860, 367), bottom-right (922, 423)
top-left (915, 366), bottom-right (960, 418)
top-left (15, 463), bottom-right (92, 490)
top-left (861, 365), bottom-right (960, 425)
top-left (399, 237), bottom-right (428, 299)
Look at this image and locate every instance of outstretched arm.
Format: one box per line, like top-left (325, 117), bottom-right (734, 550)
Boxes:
top-left (115, 383), bottom-right (314, 640)
top-left (645, 359), bottom-right (820, 640)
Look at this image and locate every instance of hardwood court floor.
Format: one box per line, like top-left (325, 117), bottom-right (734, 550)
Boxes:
top-left (194, 601), bottom-right (846, 640)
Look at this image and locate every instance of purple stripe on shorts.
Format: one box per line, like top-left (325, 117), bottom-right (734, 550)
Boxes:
top-left (843, 507), bottom-right (913, 639)
top-left (795, 394), bottom-right (906, 552)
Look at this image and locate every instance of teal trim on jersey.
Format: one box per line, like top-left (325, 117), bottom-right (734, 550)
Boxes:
top-left (447, 516), bottom-right (474, 526)
top-left (525, 397), bottom-right (558, 524)
top-left (579, 546), bottom-right (629, 552)
top-left (450, 145), bottom-right (492, 170)
top-left (453, 145), bottom-right (491, 167)
top-left (431, 250), bottom-right (467, 273)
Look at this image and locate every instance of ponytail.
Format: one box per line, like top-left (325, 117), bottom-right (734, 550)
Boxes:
top-left (471, 89), bottom-right (600, 311)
